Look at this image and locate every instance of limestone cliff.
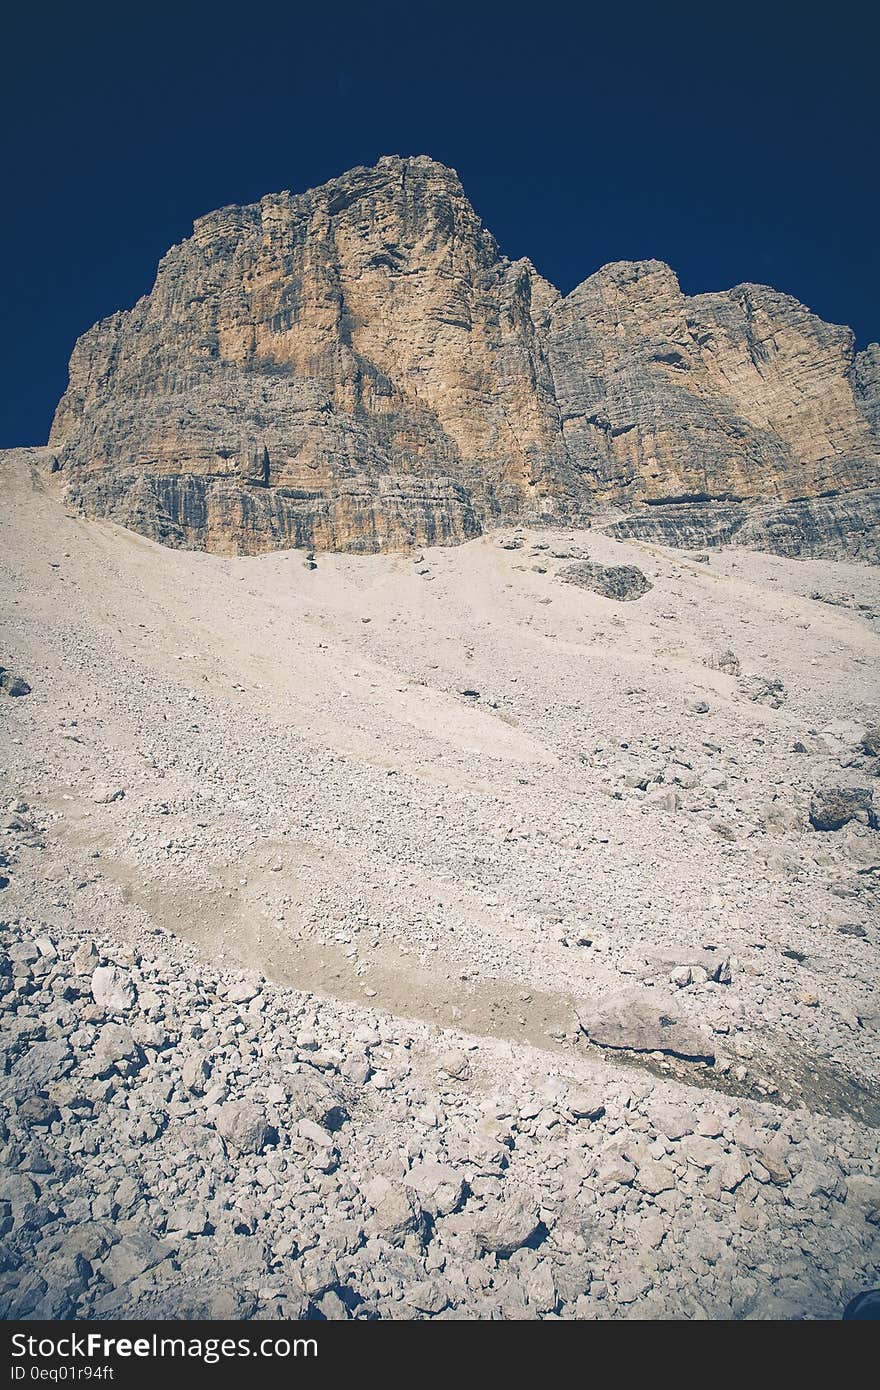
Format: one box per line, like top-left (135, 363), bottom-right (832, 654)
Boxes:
top-left (48, 156), bottom-right (880, 558)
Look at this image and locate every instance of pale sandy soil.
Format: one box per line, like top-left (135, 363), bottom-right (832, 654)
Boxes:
top-left (1, 446), bottom-right (879, 1319)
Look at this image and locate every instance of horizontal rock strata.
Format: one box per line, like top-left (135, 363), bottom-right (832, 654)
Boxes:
top-left (48, 156), bottom-right (880, 558)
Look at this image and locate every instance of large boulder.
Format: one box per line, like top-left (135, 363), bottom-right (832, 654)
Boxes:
top-left (557, 561), bottom-right (653, 601)
top-left (809, 787), bottom-right (878, 831)
top-left (576, 988), bottom-right (715, 1063)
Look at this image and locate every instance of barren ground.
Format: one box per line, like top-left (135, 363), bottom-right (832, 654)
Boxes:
top-left (1, 446), bottom-right (878, 1319)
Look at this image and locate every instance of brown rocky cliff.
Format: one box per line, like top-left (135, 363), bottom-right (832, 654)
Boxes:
top-left (48, 156), bottom-right (880, 557)
top-left (548, 260), bottom-right (877, 504)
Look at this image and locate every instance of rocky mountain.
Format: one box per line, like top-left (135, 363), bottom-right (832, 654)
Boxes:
top-left (48, 156), bottom-right (880, 558)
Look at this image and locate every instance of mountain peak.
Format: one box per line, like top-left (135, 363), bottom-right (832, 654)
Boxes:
top-left (48, 158), bottom-right (880, 560)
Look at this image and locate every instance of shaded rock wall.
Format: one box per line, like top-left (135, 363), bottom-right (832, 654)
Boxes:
top-left (603, 490), bottom-right (880, 562)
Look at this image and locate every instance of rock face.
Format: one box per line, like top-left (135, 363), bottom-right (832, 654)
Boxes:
top-left (603, 492), bottom-right (880, 561)
top-left (48, 156), bottom-right (880, 558)
top-left (49, 157), bottom-right (569, 555)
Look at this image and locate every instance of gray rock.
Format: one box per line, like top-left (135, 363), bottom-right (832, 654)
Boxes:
top-left (472, 1192), bottom-right (541, 1255)
top-left (363, 1177), bottom-right (424, 1246)
top-left (288, 1071), bottom-right (348, 1130)
top-left (17, 1096), bottom-right (59, 1127)
top-left (226, 980), bottom-right (259, 1004)
top-left (438, 1049), bottom-right (471, 1081)
top-left (809, 787), bottom-right (878, 831)
top-left (405, 1280), bottom-right (451, 1315)
top-left (680, 1134), bottom-right (725, 1169)
top-left (12, 1040), bottom-right (73, 1088)
top-left (0, 1172), bottom-right (40, 1217)
top-left (860, 727), bottom-right (880, 757)
top-left (737, 673), bottom-right (786, 708)
top-left (99, 1232), bottom-right (174, 1285)
top-left (405, 1160), bottom-right (465, 1217)
top-left (0, 667), bottom-right (31, 697)
top-left (181, 1054), bottom-right (210, 1092)
top-left (72, 941), bottom-right (99, 974)
top-left (644, 1102), bottom-right (694, 1141)
top-left (706, 649), bottom-right (741, 676)
top-left (558, 561), bottom-right (652, 601)
top-left (634, 1160), bottom-right (676, 1195)
top-left (576, 988), bottom-right (715, 1063)
top-left (91, 786), bottom-right (125, 805)
top-left (89, 1023), bottom-right (142, 1077)
top-left (215, 1101), bottom-right (273, 1154)
top-left (566, 1090), bottom-right (606, 1121)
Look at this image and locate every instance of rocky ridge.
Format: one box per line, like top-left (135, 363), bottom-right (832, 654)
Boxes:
top-left (47, 156), bottom-right (880, 559)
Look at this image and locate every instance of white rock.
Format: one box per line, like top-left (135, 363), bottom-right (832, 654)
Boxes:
top-left (90, 965), bottom-right (136, 1013)
top-left (91, 786), bottom-right (125, 804)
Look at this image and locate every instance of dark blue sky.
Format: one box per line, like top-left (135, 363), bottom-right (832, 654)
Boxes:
top-left (2, 1), bottom-right (876, 447)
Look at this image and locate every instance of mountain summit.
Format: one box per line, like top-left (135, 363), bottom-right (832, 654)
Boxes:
top-left (48, 156), bottom-right (880, 558)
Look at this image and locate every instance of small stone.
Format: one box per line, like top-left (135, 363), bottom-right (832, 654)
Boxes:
top-left (227, 981), bottom-right (259, 1004)
top-left (681, 1135), bottom-right (725, 1170)
top-left (472, 1191), bottom-right (541, 1255)
top-left (635, 1161), bottom-right (676, 1195)
top-left (17, 1096), bottom-right (59, 1127)
top-left (405, 1160), bottom-right (465, 1218)
top-left (0, 668), bottom-right (31, 697)
top-left (298, 1118), bottom-right (333, 1148)
top-left (566, 1090), bottom-right (605, 1121)
top-left (438, 1050), bottom-right (471, 1081)
top-left (72, 942), bottom-right (99, 974)
top-left (597, 1155), bottom-right (637, 1188)
top-left (91, 786), bottom-right (125, 805)
top-left (859, 727), bottom-right (880, 757)
top-left (181, 1054), bottom-right (210, 1093)
top-left (90, 1023), bottom-right (142, 1077)
top-left (215, 1101), bottom-right (273, 1154)
top-left (363, 1177), bottom-right (423, 1246)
